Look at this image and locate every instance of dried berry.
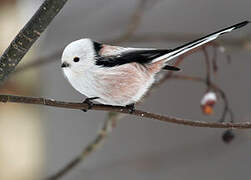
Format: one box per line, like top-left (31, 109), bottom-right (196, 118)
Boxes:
top-left (200, 91), bottom-right (217, 115)
top-left (222, 130), bottom-right (235, 144)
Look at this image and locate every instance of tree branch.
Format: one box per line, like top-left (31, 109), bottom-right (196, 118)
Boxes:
top-left (0, 94), bottom-right (250, 129)
top-left (0, 0), bottom-right (68, 83)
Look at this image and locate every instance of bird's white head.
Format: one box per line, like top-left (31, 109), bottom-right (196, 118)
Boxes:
top-left (61, 38), bottom-right (96, 74)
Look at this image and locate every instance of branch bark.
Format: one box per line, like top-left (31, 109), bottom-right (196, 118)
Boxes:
top-left (0, 94), bottom-right (250, 129)
top-left (0, 0), bottom-right (68, 83)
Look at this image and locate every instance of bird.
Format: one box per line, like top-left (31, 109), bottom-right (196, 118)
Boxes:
top-left (61, 21), bottom-right (249, 111)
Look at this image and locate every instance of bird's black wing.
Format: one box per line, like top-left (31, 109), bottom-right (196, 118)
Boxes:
top-left (94, 47), bottom-right (171, 67)
top-left (93, 41), bottom-right (180, 70)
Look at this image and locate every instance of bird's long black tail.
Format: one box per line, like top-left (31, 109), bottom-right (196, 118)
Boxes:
top-left (153, 21), bottom-right (249, 63)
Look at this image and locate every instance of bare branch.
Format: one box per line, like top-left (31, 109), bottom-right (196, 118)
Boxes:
top-left (0, 0), bottom-right (68, 83)
top-left (0, 94), bottom-right (250, 129)
top-left (202, 48), bottom-right (211, 86)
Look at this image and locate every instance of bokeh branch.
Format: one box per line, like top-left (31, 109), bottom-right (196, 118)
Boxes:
top-left (0, 94), bottom-right (250, 129)
top-left (45, 112), bottom-right (120, 180)
top-left (0, 0), bottom-right (68, 83)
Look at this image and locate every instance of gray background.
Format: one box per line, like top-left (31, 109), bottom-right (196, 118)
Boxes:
top-left (28, 0), bottom-right (251, 179)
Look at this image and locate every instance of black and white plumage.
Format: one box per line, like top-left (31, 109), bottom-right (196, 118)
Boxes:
top-left (61, 21), bottom-right (249, 106)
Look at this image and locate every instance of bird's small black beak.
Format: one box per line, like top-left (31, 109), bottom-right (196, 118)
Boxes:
top-left (61, 62), bottom-right (70, 68)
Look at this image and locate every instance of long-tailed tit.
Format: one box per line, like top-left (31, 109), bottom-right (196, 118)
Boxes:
top-left (61, 21), bottom-right (249, 110)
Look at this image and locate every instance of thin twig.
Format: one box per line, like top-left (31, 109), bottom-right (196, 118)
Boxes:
top-left (0, 94), bottom-right (250, 129)
top-left (215, 86), bottom-right (234, 123)
top-left (0, 0), bottom-right (68, 83)
top-left (212, 46), bottom-right (218, 73)
top-left (202, 48), bottom-right (211, 86)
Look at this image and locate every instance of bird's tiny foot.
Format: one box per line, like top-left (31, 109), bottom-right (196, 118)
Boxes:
top-left (82, 97), bottom-right (99, 112)
top-left (126, 103), bottom-right (135, 114)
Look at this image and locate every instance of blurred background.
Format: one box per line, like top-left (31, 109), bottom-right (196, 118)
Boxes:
top-left (0, 0), bottom-right (251, 179)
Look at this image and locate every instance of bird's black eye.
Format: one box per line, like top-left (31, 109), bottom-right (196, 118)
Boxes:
top-left (73, 57), bottom-right (80, 62)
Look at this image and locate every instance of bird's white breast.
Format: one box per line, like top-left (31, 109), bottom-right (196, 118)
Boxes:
top-left (63, 63), bottom-right (155, 106)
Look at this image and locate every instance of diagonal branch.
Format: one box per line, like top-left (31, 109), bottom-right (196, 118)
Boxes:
top-left (0, 0), bottom-right (68, 83)
top-left (0, 94), bottom-right (250, 129)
